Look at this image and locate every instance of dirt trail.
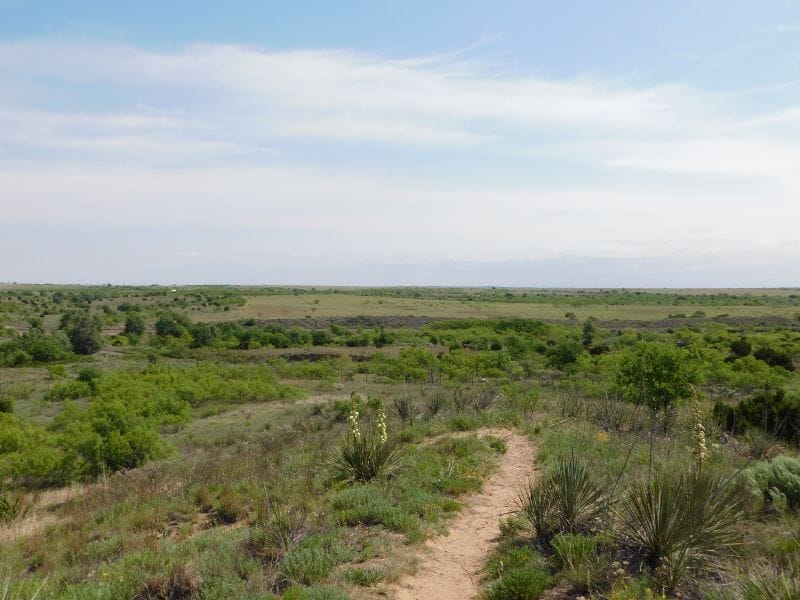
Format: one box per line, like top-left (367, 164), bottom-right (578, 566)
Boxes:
top-left (393, 428), bottom-right (538, 600)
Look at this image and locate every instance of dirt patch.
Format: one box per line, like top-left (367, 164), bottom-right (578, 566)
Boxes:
top-left (391, 428), bottom-right (538, 600)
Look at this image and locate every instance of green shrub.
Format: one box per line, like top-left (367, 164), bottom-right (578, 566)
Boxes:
top-left (484, 566), bottom-right (551, 600)
top-left (0, 397), bottom-right (12, 414)
top-left (343, 566), bottom-right (383, 586)
top-left (0, 493), bottom-right (21, 524)
top-left (714, 389), bottom-right (800, 444)
top-left (280, 548), bottom-right (337, 586)
top-left (44, 380), bottom-right (91, 402)
top-left (744, 455), bottom-right (800, 510)
top-left (484, 544), bottom-right (545, 581)
top-left (615, 341), bottom-right (698, 410)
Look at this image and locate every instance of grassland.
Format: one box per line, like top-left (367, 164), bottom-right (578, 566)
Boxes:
top-left (1, 285), bottom-right (800, 599)
top-left (214, 292), bottom-right (800, 322)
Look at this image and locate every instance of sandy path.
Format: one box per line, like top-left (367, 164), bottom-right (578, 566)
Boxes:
top-left (393, 428), bottom-right (538, 600)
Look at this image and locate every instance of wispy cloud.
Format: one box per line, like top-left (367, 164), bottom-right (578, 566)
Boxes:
top-left (0, 40), bottom-right (798, 283)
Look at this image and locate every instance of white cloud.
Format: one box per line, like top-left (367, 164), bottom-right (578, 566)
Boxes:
top-left (0, 40), bottom-right (798, 283)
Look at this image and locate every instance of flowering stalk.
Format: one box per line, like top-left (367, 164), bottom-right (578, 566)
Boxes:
top-left (348, 401), bottom-right (361, 439)
top-left (690, 385), bottom-right (708, 467)
top-left (376, 408), bottom-right (388, 445)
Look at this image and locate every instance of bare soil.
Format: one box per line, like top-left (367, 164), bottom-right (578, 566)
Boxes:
top-left (391, 428), bottom-right (538, 600)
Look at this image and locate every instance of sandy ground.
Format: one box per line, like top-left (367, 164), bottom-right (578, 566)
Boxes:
top-left (392, 428), bottom-right (538, 600)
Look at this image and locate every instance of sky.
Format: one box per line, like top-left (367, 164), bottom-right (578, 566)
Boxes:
top-left (1, 1), bottom-right (799, 286)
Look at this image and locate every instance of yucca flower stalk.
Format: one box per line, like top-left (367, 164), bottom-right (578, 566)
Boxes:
top-left (376, 408), bottom-right (388, 444)
top-left (330, 399), bottom-right (400, 483)
top-left (347, 400), bottom-right (361, 440)
top-left (689, 386), bottom-right (708, 467)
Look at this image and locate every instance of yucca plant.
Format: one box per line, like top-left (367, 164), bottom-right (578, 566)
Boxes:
top-left (518, 478), bottom-right (556, 540)
top-left (549, 451), bottom-right (607, 533)
top-left (618, 468), bottom-right (745, 591)
top-left (741, 567), bottom-right (800, 600)
top-left (519, 452), bottom-right (607, 539)
top-left (329, 405), bottom-right (401, 483)
top-left (329, 433), bottom-right (401, 483)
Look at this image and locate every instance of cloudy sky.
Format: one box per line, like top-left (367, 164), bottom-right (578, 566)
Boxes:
top-left (1, 1), bottom-right (799, 286)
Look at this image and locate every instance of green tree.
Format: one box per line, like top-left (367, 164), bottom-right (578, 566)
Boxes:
top-left (547, 338), bottom-right (584, 372)
top-left (123, 314), bottom-right (146, 338)
top-left (60, 311), bottom-right (103, 355)
top-left (616, 342), bottom-right (698, 410)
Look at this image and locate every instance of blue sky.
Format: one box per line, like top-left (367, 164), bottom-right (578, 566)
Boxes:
top-left (1, 1), bottom-right (799, 285)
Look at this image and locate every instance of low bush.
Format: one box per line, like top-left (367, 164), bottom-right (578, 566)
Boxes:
top-left (744, 455), bottom-right (800, 510)
top-left (485, 565), bottom-right (552, 600)
top-left (714, 389), bottom-right (800, 444)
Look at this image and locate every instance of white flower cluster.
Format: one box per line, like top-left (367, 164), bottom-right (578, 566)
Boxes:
top-left (690, 387), bottom-right (708, 465)
top-left (348, 402), bottom-right (361, 439)
top-left (377, 408), bottom-right (388, 445)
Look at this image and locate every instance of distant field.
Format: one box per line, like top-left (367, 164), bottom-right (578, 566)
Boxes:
top-left (198, 293), bottom-right (800, 322)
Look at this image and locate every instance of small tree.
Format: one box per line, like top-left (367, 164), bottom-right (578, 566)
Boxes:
top-left (616, 342), bottom-right (698, 411)
top-left (60, 311), bottom-right (103, 355)
top-left (123, 314), bottom-right (146, 338)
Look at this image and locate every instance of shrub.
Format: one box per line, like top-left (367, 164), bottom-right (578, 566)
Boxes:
top-left (485, 566), bottom-right (552, 600)
top-left (0, 397), bottom-right (12, 414)
top-left (743, 455), bottom-right (800, 510)
top-left (0, 493), bottom-right (21, 524)
top-left (343, 566), bottom-right (383, 586)
top-left (44, 380), bottom-right (91, 402)
top-left (742, 428), bottom-right (781, 460)
top-left (279, 548), bottom-right (336, 586)
top-left (392, 395), bottom-right (418, 422)
top-left (518, 479), bottom-right (556, 540)
top-left (484, 544), bottom-right (546, 581)
top-left (60, 310), bottom-right (103, 355)
top-left (714, 389), bottom-right (800, 444)
top-left (123, 314), bottom-right (146, 338)
top-left (618, 468), bottom-right (745, 591)
top-left (615, 342), bottom-right (698, 411)
top-left (754, 347), bottom-right (795, 371)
